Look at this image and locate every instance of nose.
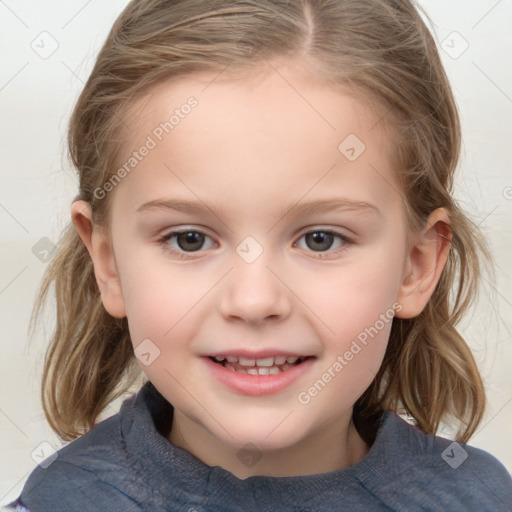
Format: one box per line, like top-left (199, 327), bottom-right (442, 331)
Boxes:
top-left (218, 251), bottom-right (292, 325)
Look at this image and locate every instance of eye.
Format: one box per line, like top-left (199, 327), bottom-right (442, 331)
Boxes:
top-left (158, 229), bottom-right (215, 256)
top-left (294, 229), bottom-right (352, 258)
top-left (157, 227), bottom-right (352, 260)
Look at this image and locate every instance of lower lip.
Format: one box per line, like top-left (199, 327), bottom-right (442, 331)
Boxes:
top-left (202, 356), bottom-right (315, 396)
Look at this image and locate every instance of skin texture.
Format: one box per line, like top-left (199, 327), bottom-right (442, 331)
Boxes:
top-left (72, 61), bottom-right (451, 479)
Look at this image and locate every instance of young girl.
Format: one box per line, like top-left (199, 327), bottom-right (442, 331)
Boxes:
top-left (6, 0), bottom-right (512, 510)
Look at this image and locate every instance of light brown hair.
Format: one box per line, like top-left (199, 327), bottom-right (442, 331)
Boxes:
top-left (32, 0), bottom-right (490, 443)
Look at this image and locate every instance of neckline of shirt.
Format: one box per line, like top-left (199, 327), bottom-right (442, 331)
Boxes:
top-left (120, 380), bottom-right (401, 506)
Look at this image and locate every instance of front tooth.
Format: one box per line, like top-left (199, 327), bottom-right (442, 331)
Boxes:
top-left (239, 357), bottom-right (255, 366)
top-left (255, 357), bottom-right (274, 367)
top-left (214, 356), bottom-right (225, 361)
top-left (274, 356), bottom-right (287, 365)
top-left (226, 355), bottom-right (238, 363)
top-left (247, 368), bottom-right (259, 375)
top-left (286, 356), bottom-right (299, 364)
top-left (257, 367), bottom-right (271, 375)
top-left (268, 367), bottom-right (280, 375)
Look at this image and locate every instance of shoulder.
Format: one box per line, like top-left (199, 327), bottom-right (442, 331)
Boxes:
top-left (13, 400), bottom-right (146, 512)
top-left (1, 500), bottom-right (32, 512)
top-left (364, 411), bottom-right (512, 511)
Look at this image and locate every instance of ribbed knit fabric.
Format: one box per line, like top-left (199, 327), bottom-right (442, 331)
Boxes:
top-left (6, 381), bottom-right (512, 511)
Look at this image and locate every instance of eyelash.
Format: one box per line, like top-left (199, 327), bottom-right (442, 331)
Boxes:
top-left (157, 228), bottom-right (354, 260)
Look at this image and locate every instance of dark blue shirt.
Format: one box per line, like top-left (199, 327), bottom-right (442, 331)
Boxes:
top-left (6, 381), bottom-right (512, 511)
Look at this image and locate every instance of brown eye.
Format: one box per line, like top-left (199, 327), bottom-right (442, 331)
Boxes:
top-left (304, 231), bottom-right (335, 252)
top-left (175, 232), bottom-right (205, 252)
top-left (294, 229), bottom-right (352, 259)
top-left (160, 230), bottom-right (215, 254)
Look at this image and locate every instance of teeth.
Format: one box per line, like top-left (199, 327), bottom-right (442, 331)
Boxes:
top-left (212, 355), bottom-right (306, 366)
top-left (225, 363), bottom-right (290, 375)
top-left (255, 357), bottom-right (274, 367)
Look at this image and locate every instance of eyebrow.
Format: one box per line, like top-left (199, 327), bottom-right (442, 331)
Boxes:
top-left (136, 197), bottom-right (381, 219)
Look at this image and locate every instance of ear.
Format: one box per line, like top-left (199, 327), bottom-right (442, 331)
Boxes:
top-left (395, 207), bottom-right (452, 319)
top-left (70, 200), bottom-right (126, 319)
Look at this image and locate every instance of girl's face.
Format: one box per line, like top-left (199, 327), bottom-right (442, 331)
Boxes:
top-left (78, 62), bottom-right (449, 478)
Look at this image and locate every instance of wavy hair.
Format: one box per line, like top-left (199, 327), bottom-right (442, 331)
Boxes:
top-left (32, 0), bottom-right (490, 443)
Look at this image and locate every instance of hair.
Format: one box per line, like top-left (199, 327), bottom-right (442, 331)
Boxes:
top-left (32, 0), bottom-right (491, 444)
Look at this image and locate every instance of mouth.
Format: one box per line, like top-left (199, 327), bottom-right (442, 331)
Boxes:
top-left (208, 355), bottom-right (312, 375)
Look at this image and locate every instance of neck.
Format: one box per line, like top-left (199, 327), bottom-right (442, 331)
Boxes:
top-left (168, 409), bottom-right (370, 479)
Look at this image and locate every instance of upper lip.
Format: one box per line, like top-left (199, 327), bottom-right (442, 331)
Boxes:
top-left (205, 349), bottom-right (313, 359)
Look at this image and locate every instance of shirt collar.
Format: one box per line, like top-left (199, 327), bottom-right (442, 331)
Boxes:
top-left (120, 380), bottom-right (399, 507)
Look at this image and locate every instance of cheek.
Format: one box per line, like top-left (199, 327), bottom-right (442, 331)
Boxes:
top-left (298, 267), bottom-right (397, 411)
top-left (304, 245), bottom-right (404, 336)
top-left (118, 250), bottom-right (216, 352)
top-left (294, 240), bottom-right (404, 398)
top-left (115, 246), bottom-right (181, 340)
top-left (118, 259), bottom-right (202, 385)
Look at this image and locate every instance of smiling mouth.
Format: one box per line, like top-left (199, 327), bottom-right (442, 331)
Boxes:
top-left (208, 355), bottom-right (311, 375)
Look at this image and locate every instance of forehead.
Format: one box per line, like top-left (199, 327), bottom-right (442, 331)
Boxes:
top-left (125, 62), bottom-right (387, 150)
top-left (112, 63), bottom-right (402, 217)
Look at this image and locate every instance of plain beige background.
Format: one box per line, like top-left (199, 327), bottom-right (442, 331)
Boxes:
top-left (1, 0), bottom-right (511, 506)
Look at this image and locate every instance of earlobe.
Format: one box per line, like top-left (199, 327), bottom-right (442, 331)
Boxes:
top-left (70, 200), bottom-right (126, 319)
top-left (395, 207), bottom-right (452, 319)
